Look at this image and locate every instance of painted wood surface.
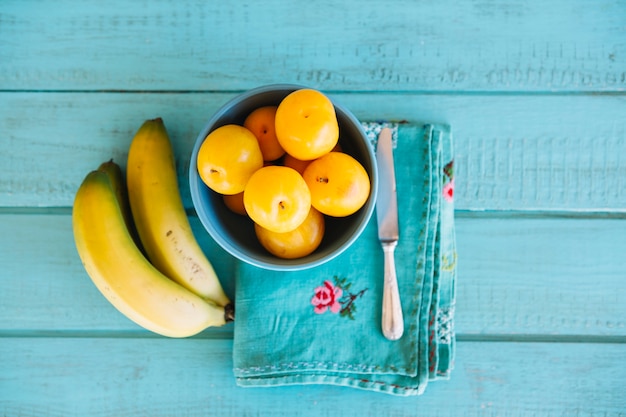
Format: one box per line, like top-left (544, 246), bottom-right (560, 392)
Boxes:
top-left (1, 213), bottom-right (625, 339)
top-left (2, 0), bottom-right (625, 92)
top-left (1, 0), bottom-right (625, 415)
top-left (2, 93), bottom-right (625, 211)
top-left (2, 339), bottom-right (625, 417)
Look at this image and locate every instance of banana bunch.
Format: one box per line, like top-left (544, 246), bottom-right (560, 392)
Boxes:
top-left (73, 118), bottom-right (233, 338)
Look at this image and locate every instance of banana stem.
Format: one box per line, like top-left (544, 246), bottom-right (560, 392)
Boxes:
top-left (224, 303), bottom-right (235, 322)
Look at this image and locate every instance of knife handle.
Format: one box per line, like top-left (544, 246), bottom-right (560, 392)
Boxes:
top-left (381, 241), bottom-right (404, 340)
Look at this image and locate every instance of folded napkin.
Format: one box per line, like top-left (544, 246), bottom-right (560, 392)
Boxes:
top-left (232, 122), bottom-right (457, 396)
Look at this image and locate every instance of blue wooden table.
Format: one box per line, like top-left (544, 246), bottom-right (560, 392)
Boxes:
top-left (1, 1), bottom-right (625, 415)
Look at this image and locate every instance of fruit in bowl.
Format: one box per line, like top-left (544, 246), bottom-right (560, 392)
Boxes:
top-left (197, 124), bottom-right (264, 195)
top-left (189, 84), bottom-right (378, 271)
top-left (303, 151), bottom-right (370, 217)
top-left (274, 88), bottom-right (339, 161)
top-left (243, 165), bottom-right (312, 234)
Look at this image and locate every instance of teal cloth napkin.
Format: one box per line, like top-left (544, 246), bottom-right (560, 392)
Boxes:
top-left (232, 123), bottom-right (456, 396)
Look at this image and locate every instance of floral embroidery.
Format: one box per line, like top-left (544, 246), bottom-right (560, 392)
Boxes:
top-left (442, 160), bottom-right (454, 203)
top-left (311, 276), bottom-right (368, 319)
top-left (443, 179), bottom-right (454, 203)
top-left (311, 280), bottom-right (342, 314)
top-left (441, 251), bottom-right (457, 272)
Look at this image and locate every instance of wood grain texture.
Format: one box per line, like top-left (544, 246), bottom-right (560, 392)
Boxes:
top-left (1, 92), bottom-right (625, 211)
top-left (1, 0), bottom-right (625, 92)
top-left (1, 213), bottom-right (624, 338)
top-left (1, 338), bottom-right (625, 416)
top-left (2, 0), bottom-right (625, 414)
top-left (457, 215), bottom-right (626, 337)
top-left (0, 213), bottom-right (236, 334)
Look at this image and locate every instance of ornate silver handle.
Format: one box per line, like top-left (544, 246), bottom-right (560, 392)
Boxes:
top-left (381, 241), bottom-right (404, 340)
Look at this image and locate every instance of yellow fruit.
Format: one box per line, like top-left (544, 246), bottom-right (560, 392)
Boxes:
top-left (243, 165), bottom-right (311, 233)
top-left (255, 206), bottom-right (325, 259)
top-left (282, 153), bottom-right (312, 175)
top-left (127, 118), bottom-right (231, 307)
top-left (223, 191), bottom-right (247, 216)
top-left (303, 151), bottom-right (370, 217)
top-left (197, 124), bottom-right (264, 195)
top-left (275, 89), bottom-right (339, 161)
top-left (243, 106), bottom-right (285, 161)
top-left (73, 170), bottom-right (231, 338)
top-left (97, 159), bottom-right (142, 249)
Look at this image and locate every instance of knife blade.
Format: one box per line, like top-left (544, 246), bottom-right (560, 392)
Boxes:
top-left (376, 127), bottom-right (404, 341)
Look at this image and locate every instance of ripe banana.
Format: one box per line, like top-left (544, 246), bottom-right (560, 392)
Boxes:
top-left (97, 159), bottom-right (142, 249)
top-left (73, 169), bottom-right (231, 338)
top-left (126, 118), bottom-right (231, 308)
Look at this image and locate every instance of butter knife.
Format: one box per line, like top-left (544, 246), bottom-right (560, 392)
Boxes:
top-left (376, 127), bottom-right (404, 341)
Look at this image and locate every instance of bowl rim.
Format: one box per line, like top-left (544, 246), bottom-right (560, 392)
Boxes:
top-left (189, 84), bottom-right (378, 271)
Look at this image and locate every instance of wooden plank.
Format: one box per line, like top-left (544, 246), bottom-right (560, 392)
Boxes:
top-left (1, 92), bottom-right (625, 211)
top-left (457, 214), bottom-right (626, 337)
top-left (1, 213), bottom-right (624, 337)
top-left (1, 338), bottom-right (624, 416)
top-left (0, 213), bottom-right (236, 333)
top-left (1, 0), bottom-right (624, 92)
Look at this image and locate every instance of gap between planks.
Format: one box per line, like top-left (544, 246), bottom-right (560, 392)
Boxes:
top-left (2, 206), bottom-right (626, 219)
top-left (1, 89), bottom-right (626, 96)
top-left (1, 330), bottom-right (624, 344)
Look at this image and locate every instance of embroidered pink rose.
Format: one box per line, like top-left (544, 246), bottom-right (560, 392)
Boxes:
top-left (311, 280), bottom-right (343, 314)
top-left (443, 178), bottom-right (454, 203)
top-left (442, 160), bottom-right (454, 203)
top-left (311, 277), bottom-right (368, 319)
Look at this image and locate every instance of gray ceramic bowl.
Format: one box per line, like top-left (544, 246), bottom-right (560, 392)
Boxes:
top-left (189, 84), bottom-right (378, 271)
